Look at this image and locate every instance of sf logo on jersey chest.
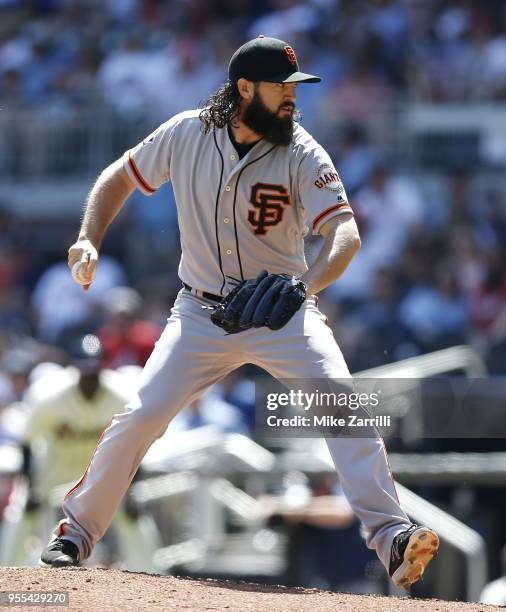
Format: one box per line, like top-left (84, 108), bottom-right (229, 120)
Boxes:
top-left (247, 182), bottom-right (291, 235)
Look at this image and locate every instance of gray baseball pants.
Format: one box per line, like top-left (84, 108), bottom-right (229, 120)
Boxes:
top-left (52, 289), bottom-right (410, 570)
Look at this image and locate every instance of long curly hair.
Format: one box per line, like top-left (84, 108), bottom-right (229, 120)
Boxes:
top-left (199, 80), bottom-right (242, 133)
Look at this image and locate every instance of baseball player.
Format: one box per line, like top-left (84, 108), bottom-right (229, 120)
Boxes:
top-left (1, 336), bottom-right (158, 570)
top-left (24, 336), bottom-right (131, 500)
top-left (40, 36), bottom-right (438, 588)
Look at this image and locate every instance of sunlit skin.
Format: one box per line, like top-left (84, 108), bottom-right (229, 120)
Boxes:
top-left (231, 79), bottom-right (297, 144)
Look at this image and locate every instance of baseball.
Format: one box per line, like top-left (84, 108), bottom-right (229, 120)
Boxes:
top-left (71, 261), bottom-right (95, 285)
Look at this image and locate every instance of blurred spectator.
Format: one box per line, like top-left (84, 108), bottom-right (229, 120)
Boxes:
top-left (97, 286), bottom-right (162, 368)
top-left (98, 33), bottom-right (161, 119)
top-left (398, 267), bottom-right (467, 353)
top-left (30, 256), bottom-right (127, 344)
top-left (336, 124), bottom-right (377, 196)
top-left (122, 184), bottom-right (180, 286)
top-left (469, 249), bottom-right (506, 340)
top-left (469, 248), bottom-right (506, 371)
top-left (368, 0), bottom-right (411, 86)
top-left (215, 368), bottom-right (256, 433)
top-left (348, 269), bottom-right (405, 369)
top-left (0, 68), bottom-right (23, 106)
top-left (444, 168), bottom-right (474, 228)
top-left (170, 386), bottom-right (249, 436)
top-left (22, 335), bottom-right (129, 498)
top-left (1, 348), bottom-right (36, 405)
top-left (448, 226), bottom-right (486, 298)
top-left (482, 23), bottom-right (506, 100)
top-left (327, 57), bottom-right (393, 123)
top-left (473, 189), bottom-right (506, 250)
top-left (332, 165), bottom-right (424, 300)
top-left (248, 1), bottom-right (320, 39)
top-left (147, 35), bottom-right (223, 121)
top-left (0, 206), bottom-right (32, 338)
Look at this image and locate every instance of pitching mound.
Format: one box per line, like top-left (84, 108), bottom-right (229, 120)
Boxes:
top-left (0, 567), bottom-right (501, 611)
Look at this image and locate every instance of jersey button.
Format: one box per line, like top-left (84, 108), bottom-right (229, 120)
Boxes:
top-left (226, 249), bottom-right (232, 255)
top-left (223, 218), bottom-right (230, 223)
top-left (225, 185), bottom-right (231, 192)
top-left (230, 154), bottom-right (236, 161)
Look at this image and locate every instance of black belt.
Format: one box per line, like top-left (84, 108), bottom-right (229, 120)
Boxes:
top-left (182, 282), bottom-right (222, 303)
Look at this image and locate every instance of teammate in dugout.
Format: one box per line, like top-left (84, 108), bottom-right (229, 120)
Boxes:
top-left (40, 36), bottom-right (439, 588)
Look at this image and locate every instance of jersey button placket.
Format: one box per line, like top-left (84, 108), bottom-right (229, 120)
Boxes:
top-left (221, 177), bottom-right (236, 280)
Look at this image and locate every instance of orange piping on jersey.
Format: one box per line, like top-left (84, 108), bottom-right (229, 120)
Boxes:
top-left (64, 418), bottom-right (114, 501)
top-left (57, 521), bottom-right (66, 536)
top-left (312, 202), bottom-right (352, 230)
top-left (128, 151), bottom-right (156, 193)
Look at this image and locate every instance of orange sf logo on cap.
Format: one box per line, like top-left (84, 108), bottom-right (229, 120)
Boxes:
top-left (284, 45), bottom-right (297, 66)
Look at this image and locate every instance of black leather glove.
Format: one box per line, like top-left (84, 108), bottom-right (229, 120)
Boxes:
top-left (210, 270), bottom-right (307, 334)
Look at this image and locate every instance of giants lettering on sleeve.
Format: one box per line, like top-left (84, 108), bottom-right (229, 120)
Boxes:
top-left (314, 163), bottom-right (345, 196)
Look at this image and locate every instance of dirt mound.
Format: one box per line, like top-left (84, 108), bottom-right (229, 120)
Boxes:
top-left (0, 567), bottom-right (501, 612)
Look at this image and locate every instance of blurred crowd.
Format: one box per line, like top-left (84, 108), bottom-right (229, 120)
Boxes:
top-left (321, 160), bottom-right (506, 373)
top-left (2, 0), bottom-right (506, 119)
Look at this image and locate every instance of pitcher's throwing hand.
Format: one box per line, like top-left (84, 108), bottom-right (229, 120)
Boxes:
top-left (68, 239), bottom-right (98, 291)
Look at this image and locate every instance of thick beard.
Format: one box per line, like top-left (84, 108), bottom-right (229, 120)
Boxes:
top-left (242, 90), bottom-right (296, 146)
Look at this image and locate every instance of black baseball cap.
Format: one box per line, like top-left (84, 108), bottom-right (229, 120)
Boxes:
top-left (228, 36), bottom-right (321, 84)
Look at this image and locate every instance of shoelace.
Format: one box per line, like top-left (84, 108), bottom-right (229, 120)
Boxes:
top-left (49, 539), bottom-right (73, 553)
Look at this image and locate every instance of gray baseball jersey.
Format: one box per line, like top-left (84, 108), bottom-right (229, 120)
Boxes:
top-left (50, 111), bottom-right (411, 573)
top-left (122, 110), bottom-right (352, 295)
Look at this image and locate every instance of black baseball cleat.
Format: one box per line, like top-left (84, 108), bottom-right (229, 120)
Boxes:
top-left (40, 538), bottom-right (80, 567)
top-left (389, 524), bottom-right (439, 588)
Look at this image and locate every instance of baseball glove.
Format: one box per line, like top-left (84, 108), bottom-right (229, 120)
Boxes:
top-left (210, 270), bottom-right (307, 334)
